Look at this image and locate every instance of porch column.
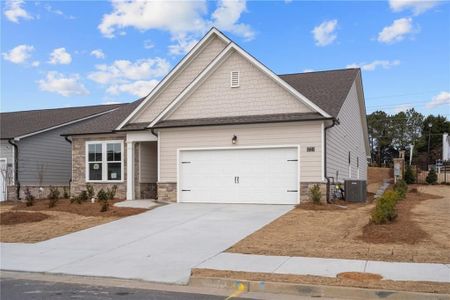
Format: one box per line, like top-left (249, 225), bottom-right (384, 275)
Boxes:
top-left (126, 141), bottom-right (135, 200)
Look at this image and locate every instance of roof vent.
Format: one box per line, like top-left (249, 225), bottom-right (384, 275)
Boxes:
top-left (230, 71), bottom-right (240, 88)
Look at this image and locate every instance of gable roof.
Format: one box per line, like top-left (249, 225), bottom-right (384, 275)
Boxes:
top-left (0, 103), bottom-right (123, 140)
top-left (148, 43), bottom-right (332, 128)
top-left (60, 99), bottom-right (144, 136)
top-left (115, 27), bottom-right (231, 130)
top-left (279, 68), bottom-right (360, 118)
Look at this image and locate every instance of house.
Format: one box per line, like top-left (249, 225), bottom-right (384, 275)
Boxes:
top-left (62, 28), bottom-right (370, 204)
top-left (0, 104), bottom-right (124, 201)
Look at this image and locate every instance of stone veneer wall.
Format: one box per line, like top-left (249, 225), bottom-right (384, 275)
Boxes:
top-left (7, 185), bottom-right (69, 201)
top-left (300, 182), bottom-right (327, 203)
top-left (71, 135), bottom-right (127, 200)
top-left (157, 182), bottom-right (177, 202)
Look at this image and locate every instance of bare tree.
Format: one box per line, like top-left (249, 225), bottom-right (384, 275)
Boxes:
top-left (36, 163), bottom-right (47, 199)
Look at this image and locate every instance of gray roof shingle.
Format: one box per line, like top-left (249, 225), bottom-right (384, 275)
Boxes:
top-left (0, 103), bottom-right (124, 139)
top-left (279, 68), bottom-right (360, 117)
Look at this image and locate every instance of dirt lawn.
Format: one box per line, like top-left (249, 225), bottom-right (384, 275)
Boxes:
top-left (228, 185), bottom-right (450, 263)
top-left (0, 199), bottom-right (148, 243)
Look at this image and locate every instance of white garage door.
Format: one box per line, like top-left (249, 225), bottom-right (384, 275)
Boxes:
top-left (179, 147), bottom-right (298, 204)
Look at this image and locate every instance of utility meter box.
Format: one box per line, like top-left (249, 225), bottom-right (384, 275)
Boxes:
top-left (344, 180), bottom-right (367, 202)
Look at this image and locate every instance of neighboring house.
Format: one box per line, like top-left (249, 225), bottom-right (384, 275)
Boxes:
top-left (0, 104), bottom-right (124, 201)
top-left (62, 28), bottom-right (370, 204)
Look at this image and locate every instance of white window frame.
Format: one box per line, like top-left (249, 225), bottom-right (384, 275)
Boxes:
top-left (230, 71), bottom-right (240, 88)
top-left (85, 140), bottom-right (124, 183)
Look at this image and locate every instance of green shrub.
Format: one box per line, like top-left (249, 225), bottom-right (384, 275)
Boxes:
top-left (97, 189), bottom-right (109, 212)
top-left (393, 179), bottom-right (407, 199)
top-left (75, 190), bottom-right (89, 204)
top-left (371, 190), bottom-right (400, 224)
top-left (24, 187), bottom-right (35, 207)
top-left (86, 183), bottom-right (95, 199)
top-left (309, 184), bottom-right (322, 204)
top-left (404, 165), bottom-right (415, 184)
top-left (48, 186), bottom-right (60, 200)
top-left (63, 187), bottom-right (70, 199)
top-left (106, 185), bottom-right (117, 200)
top-left (426, 169), bottom-right (437, 185)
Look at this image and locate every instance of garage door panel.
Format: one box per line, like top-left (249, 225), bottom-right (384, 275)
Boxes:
top-left (179, 147), bottom-right (298, 204)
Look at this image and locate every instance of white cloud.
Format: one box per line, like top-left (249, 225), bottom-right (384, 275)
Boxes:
top-left (303, 69), bottom-right (315, 73)
top-left (90, 49), bottom-right (105, 59)
top-left (312, 19), bottom-right (338, 47)
top-left (168, 34), bottom-right (198, 55)
top-left (211, 0), bottom-right (254, 41)
top-left (389, 0), bottom-right (439, 15)
top-left (98, 0), bottom-right (254, 53)
top-left (31, 61), bottom-right (40, 67)
top-left (346, 60), bottom-right (400, 71)
top-left (88, 58), bottom-right (170, 84)
top-left (106, 80), bottom-right (159, 97)
top-left (377, 18), bottom-right (414, 44)
top-left (144, 40), bottom-right (154, 49)
top-left (43, 3), bottom-right (76, 19)
top-left (393, 104), bottom-right (413, 113)
top-left (2, 44), bottom-right (34, 64)
top-left (38, 71), bottom-right (89, 97)
top-left (4, 0), bottom-right (33, 23)
top-left (49, 48), bottom-right (72, 64)
top-left (426, 91), bottom-right (450, 109)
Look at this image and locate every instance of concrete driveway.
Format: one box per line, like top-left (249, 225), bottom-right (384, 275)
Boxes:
top-left (1, 203), bottom-right (291, 284)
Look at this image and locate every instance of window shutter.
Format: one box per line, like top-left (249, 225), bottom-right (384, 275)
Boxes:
top-left (231, 71), bottom-right (240, 87)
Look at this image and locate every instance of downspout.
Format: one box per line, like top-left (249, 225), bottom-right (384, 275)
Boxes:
top-left (64, 136), bottom-right (73, 193)
top-left (324, 118), bottom-right (339, 203)
top-left (8, 139), bottom-right (20, 200)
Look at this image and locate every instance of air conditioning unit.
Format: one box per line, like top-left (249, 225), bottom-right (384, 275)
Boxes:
top-left (344, 180), bottom-right (367, 202)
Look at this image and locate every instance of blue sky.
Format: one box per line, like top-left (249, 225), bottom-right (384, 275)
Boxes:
top-left (1, 0), bottom-right (449, 117)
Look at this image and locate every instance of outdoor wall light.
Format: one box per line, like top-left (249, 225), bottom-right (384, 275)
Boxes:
top-left (232, 135), bottom-right (237, 144)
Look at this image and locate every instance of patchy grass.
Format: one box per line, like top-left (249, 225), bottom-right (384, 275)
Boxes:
top-left (191, 269), bottom-right (450, 294)
top-left (228, 185), bottom-right (450, 263)
top-left (0, 199), bottom-right (148, 243)
top-left (0, 211), bottom-right (49, 225)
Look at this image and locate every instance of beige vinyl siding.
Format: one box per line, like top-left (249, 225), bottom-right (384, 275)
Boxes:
top-left (139, 142), bottom-right (157, 183)
top-left (159, 121), bottom-right (323, 183)
top-left (132, 36), bottom-right (227, 124)
top-left (326, 81), bottom-right (368, 181)
top-left (0, 140), bottom-right (14, 165)
top-left (168, 50), bottom-right (313, 120)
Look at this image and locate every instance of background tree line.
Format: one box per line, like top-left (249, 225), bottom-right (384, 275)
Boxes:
top-left (367, 108), bottom-right (449, 168)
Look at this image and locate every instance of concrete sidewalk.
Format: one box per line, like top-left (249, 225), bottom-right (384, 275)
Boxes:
top-left (197, 253), bottom-right (450, 283)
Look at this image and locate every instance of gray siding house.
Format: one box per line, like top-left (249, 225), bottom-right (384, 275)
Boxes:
top-left (0, 104), bottom-right (123, 200)
top-left (62, 28), bottom-right (370, 204)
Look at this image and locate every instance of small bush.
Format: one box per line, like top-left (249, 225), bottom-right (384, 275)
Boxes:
top-left (106, 185), bottom-right (117, 200)
top-left (371, 190), bottom-right (400, 224)
top-left (393, 179), bottom-right (407, 199)
top-left (426, 169), bottom-right (438, 185)
top-left (24, 187), bottom-right (35, 207)
top-left (86, 183), bottom-right (95, 199)
top-left (404, 165), bottom-right (415, 184)
top-left (309, 184), bottom-right (322, 204)
top-left (97, 189), bottom-right (109, 212)
top-left (75, 190), bottom-right (89, 204)
top-left (48, 186), bottom-right (60, 208)
top-left (63, 187), bottom-right (70, 199)
top-left (410, 187), bottom-right (418, 193)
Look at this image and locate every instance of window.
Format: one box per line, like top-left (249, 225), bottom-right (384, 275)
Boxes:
top-left (230, 71), bottom-right (240, 87)
top-left (87, 141), bottom-right (123, 182)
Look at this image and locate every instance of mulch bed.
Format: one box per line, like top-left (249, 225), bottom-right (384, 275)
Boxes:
top-left (10, 199), bottom-right (147, 218)
top-left (360, 191), bottom-right (442, 244)
top-left (0, 211), bottom-right (50, 225)
top-left (337, 272), bottom-right (383, 281)
top-left (296, 192), bottom-right (375, 211)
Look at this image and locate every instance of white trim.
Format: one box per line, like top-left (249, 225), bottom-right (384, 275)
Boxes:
top-left (0, 158), bottom-right (7, 202)
top-left (85, 140), bottom-right (124, 183)
top-left (126, 141), bottom-right (134, 200)
top-left (126, 131), bottom-right (157, 143)
top-left (14, 108), bottom-right (119, 141)
top-left (321, 122), bottom-right (325, 182)
top-left (149, 43), bottom-right (331, 128)
top-left (116, 28), bottom-right (231, 130)
top-left (176, 144), bottom-right (301, 204)
top-left (157, 131), bottom-right (161, 182)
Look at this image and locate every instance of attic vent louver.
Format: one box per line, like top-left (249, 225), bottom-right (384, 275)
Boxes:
top-left (231, 71), bottom-right (240, 88)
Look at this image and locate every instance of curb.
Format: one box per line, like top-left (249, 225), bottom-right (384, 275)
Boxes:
top-left (189, 276), bottom-right (450, 300)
